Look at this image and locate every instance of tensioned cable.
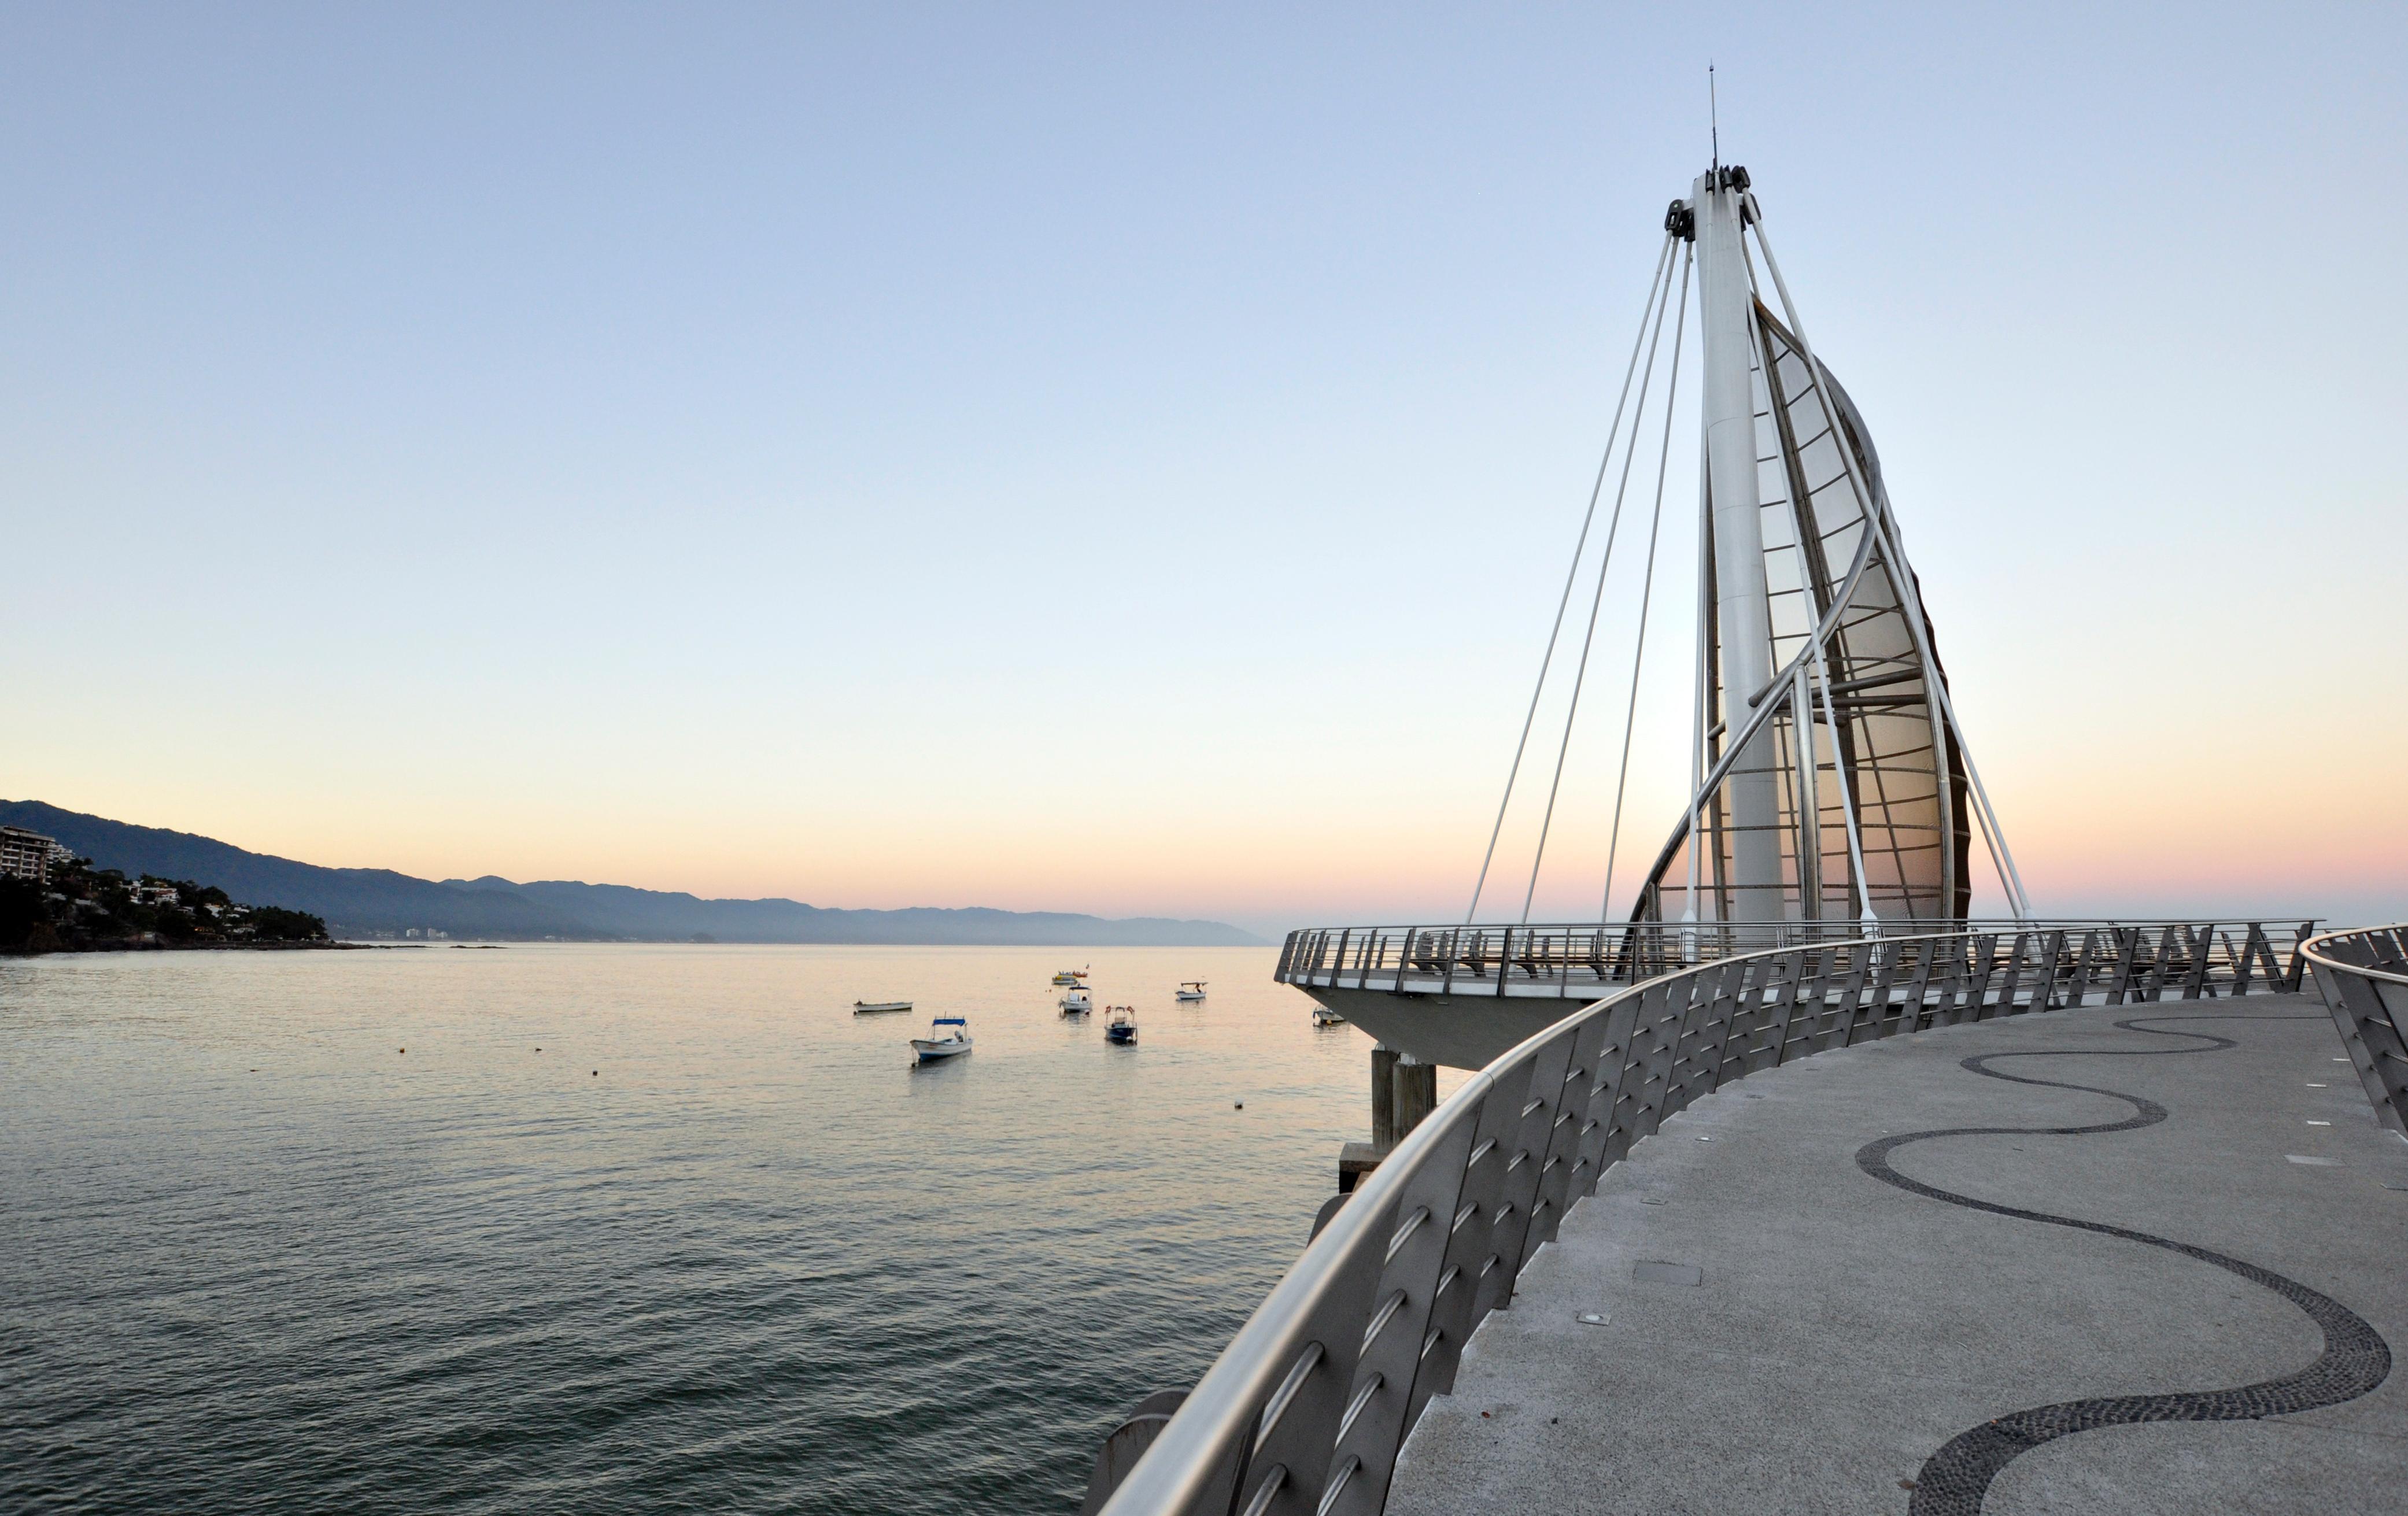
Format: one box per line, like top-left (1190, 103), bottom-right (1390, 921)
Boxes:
top-left (1599, 245), bottom-right (1693, 921)
top-left (1519, 242), bottom-right (1691, 923)
top-left (1461, 233), bottom-right (1677, 925)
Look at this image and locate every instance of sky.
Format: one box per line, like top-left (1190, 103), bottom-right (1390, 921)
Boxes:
top-left (5, 3), bottom-right (2404, 938)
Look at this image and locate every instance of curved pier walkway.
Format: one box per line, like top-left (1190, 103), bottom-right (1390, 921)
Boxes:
top-left (1386, 994), bottom-right (2406, 1514)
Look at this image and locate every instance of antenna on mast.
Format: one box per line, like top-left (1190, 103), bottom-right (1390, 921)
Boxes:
top-left (1709, 62), bottom-right (1719, 171)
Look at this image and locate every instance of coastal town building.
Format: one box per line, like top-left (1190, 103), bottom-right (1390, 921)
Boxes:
top-left (1, 826), bottom-right (57, 885)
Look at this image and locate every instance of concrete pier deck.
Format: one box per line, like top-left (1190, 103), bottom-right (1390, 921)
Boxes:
top-left (1386, 994), bottom-right (2407, 1514)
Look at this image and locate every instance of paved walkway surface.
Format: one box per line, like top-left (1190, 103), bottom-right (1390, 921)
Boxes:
top-left (1386, 995), bottom-right (2408, 1515)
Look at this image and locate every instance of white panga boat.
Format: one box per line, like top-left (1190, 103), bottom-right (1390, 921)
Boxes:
top-left (1050, 965), bottom-right (1089, 986)
top-left (910, 1015), bottom-right (973, 1062)
top-left (1060, 985), bottom-right (1092, 1015)
top-left (1312, 1006), bottom-right (1345, 1027)
top-left (1174, 981), bottom-right (1207, 1003)
top-left (854, 999), bottom-right (913, 1015)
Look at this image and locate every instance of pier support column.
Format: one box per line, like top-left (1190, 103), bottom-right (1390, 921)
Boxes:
top-left (1371, 1043), bottom-right (1399, 1148)
top-left (1391, 1053), bottom-right (1437, 1141)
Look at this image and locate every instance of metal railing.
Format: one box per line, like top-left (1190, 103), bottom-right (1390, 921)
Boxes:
top-left (1099, 920), bottom-right (2319, 1516)
top-left (1273, 918), bottom-right (2322, 1004)
top-left (2301, 923), bottom-right (2408, 1141)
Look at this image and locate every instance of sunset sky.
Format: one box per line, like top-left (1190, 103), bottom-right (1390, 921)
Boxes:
top-left (7, 4), bottom-right (2404, 936)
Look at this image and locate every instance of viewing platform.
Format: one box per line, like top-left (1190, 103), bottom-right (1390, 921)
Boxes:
top-left (1087, 924), bottom-right (2405, 1516)
top-left (1385, 993), bottom-right (2405, 1514)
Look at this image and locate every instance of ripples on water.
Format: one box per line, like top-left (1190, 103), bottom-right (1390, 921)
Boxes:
top-left (2, 944), bottom-right (1458, 1514)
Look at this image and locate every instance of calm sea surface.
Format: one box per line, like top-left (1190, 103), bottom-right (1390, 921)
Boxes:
top-left (2, 944), bottom-right (1460, 1514)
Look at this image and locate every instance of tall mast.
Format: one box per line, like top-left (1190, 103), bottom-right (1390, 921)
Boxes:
top-left (1694, 166), bottom-right (1784, 922)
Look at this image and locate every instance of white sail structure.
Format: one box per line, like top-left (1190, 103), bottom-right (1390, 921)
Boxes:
top-left (1458, 162), bottom-right (2027, 934)
top-left (1631, 165), bottom-right (2018, 926)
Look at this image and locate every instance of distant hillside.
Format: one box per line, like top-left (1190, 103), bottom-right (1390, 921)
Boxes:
top-left (1, 801), bottom-right (1264, 946)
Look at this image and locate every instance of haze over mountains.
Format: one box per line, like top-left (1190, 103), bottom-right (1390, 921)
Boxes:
top-left (1, 801), bottom-right (1263, 946)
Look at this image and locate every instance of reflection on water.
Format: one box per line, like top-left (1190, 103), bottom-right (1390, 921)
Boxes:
top-left (0, 943), bottom-right (1436, 1515)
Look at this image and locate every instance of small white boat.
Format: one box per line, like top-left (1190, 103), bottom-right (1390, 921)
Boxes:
top-left (1060, 985), bottom-right (1092, 1015)
top-left (910, 1016), bottom-right (973, 1062)
top-left (854, 999), bottom-right (914, 1015)
top-left (1312, 1006), bottom-right (1345, 1027)
top-left (1174, 981), bottom-right (1207, 1003)
top-left (1051, 966), bottom-right (1090, 986)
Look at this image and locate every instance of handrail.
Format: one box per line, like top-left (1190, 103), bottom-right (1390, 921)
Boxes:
top-left (1272, 918), bottom-right (2322, 1003)
top-left (2300, 923), bottom-right (2408, 1141)
top-left (1098, 919), bottom-right (2323, 1516)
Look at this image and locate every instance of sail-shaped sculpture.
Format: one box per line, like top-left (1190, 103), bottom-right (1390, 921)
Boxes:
top-left (1633, 166), bottom-right (1984, 926)
top-left (1271, 162), bottom-right (2031, 1071)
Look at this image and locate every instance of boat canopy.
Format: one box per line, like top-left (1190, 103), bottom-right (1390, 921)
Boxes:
top-left (932, 1016), bottom-right (966, 1025)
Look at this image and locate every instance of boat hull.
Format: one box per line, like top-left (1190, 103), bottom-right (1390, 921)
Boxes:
top-left (911, 1039), bottom-right (973, 1062)
top-left (854, 1001), bottom-right (913, 1015)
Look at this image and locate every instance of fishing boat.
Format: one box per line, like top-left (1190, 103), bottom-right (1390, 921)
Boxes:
top-left (1050, 966), bottom-right (1089, 986)
top-left (1311, 1006), bottom-right (1346, 1027)
top-left (853, 999), bottom-right (913, 1015)
top-left (1104, 1006), bottom-right (1137, 1045)
top-left (910, 1015), bottom-right (973, 1062)
top-left (1173, 981), bottom-right (1207, 1003)
top-left (1060, 985), bottom-right (1092, 1016)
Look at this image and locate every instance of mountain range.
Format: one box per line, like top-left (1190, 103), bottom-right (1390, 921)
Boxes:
top-left (1, 800), bottom-right (1264, 946)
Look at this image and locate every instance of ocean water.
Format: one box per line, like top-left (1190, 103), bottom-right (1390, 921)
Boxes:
top-left (1, 944), bottom-right (1450, 1514)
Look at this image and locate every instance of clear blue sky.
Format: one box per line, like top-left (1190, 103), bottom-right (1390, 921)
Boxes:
top-left (6, 3), bottom-right (2403, 935)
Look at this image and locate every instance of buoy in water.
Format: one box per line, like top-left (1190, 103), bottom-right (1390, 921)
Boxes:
top-left (1235, 1101), bottom-right (1244, 1110)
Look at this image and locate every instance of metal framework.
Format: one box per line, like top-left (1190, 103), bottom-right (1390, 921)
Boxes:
top-left (1092, 922), bottom-right (2321, 1516)
top-left (1277, 918), bottom-right (2320, 1004)
top-left (1465, 165), bottom-right (2026, 933)
top-left (2302, 922), bottom-right (2408, 1140)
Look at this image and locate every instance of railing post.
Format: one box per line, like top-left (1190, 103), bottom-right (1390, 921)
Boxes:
top-left (2106, 927), bottom-right (2143, 1006)
top-left (2284, 921), bottom-right (2315, 992)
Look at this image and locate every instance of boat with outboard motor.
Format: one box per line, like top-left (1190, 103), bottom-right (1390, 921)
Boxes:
top-left (1103, 1006), bottom-right (1137, 1045)
top-left (1173, 981), bottom-right (1207, 1003)
top-left (910, 1015), bottom-right (973, 1062)
top-left (1059, 985), bottom-right (1092, 1016)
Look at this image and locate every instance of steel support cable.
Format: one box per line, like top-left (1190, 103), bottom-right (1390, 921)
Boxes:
top-left (1519, 243), bottom-right (1690, 923)
top-left (1684, 430), bottom-right (1711, 933)
top-left (1463, 232), bottom-right (1678, 925)
top-left (1599, 248), bottom-right (1693, 922)
top-left (1742, 202), bottom-right (2033, 919)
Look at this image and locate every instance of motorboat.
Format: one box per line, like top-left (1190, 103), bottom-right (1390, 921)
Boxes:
top-left (1104, 1006), bottom-right (1137, 1045)
top-left (1174, 981), bottom-right (1207, 1003)
top-left (1050, 966), bottom-right (1090, 986)
top-left (1312, 1006), bottom-right (1346, 1027)
top-left (910, 1016), bottom-right (973, 1062)
top-left (854, 999), bottom-right (913, 1015)
top-left (1060, 985), bottom-right (1092, 1016)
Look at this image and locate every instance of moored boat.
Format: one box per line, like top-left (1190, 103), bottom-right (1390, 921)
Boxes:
top-left (1173, 981), bottom-right (1207, 1003)
top-left (1060, 985), bottom-right (1092, 1016)
top-left (1104, 1006), bottom-right (1137, 1045)
top-left (1050, 966), bottom-right (1089, 986)
top-left (1311, 1006), bottom-right (1346, 1027)
top-left (854, 999), bottom-right (914, 1015)
top-left (910, 1015), bottom-right (973, 1062)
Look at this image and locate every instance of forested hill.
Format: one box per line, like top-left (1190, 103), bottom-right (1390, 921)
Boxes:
top-left (0, 801), bottom-right (1264, 946)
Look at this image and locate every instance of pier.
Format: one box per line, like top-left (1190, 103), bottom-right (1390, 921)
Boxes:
top-left (1385, 993), bottom-right (2402, 1515)
top-left (1085, 924), bottom-right (2406, 1515)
